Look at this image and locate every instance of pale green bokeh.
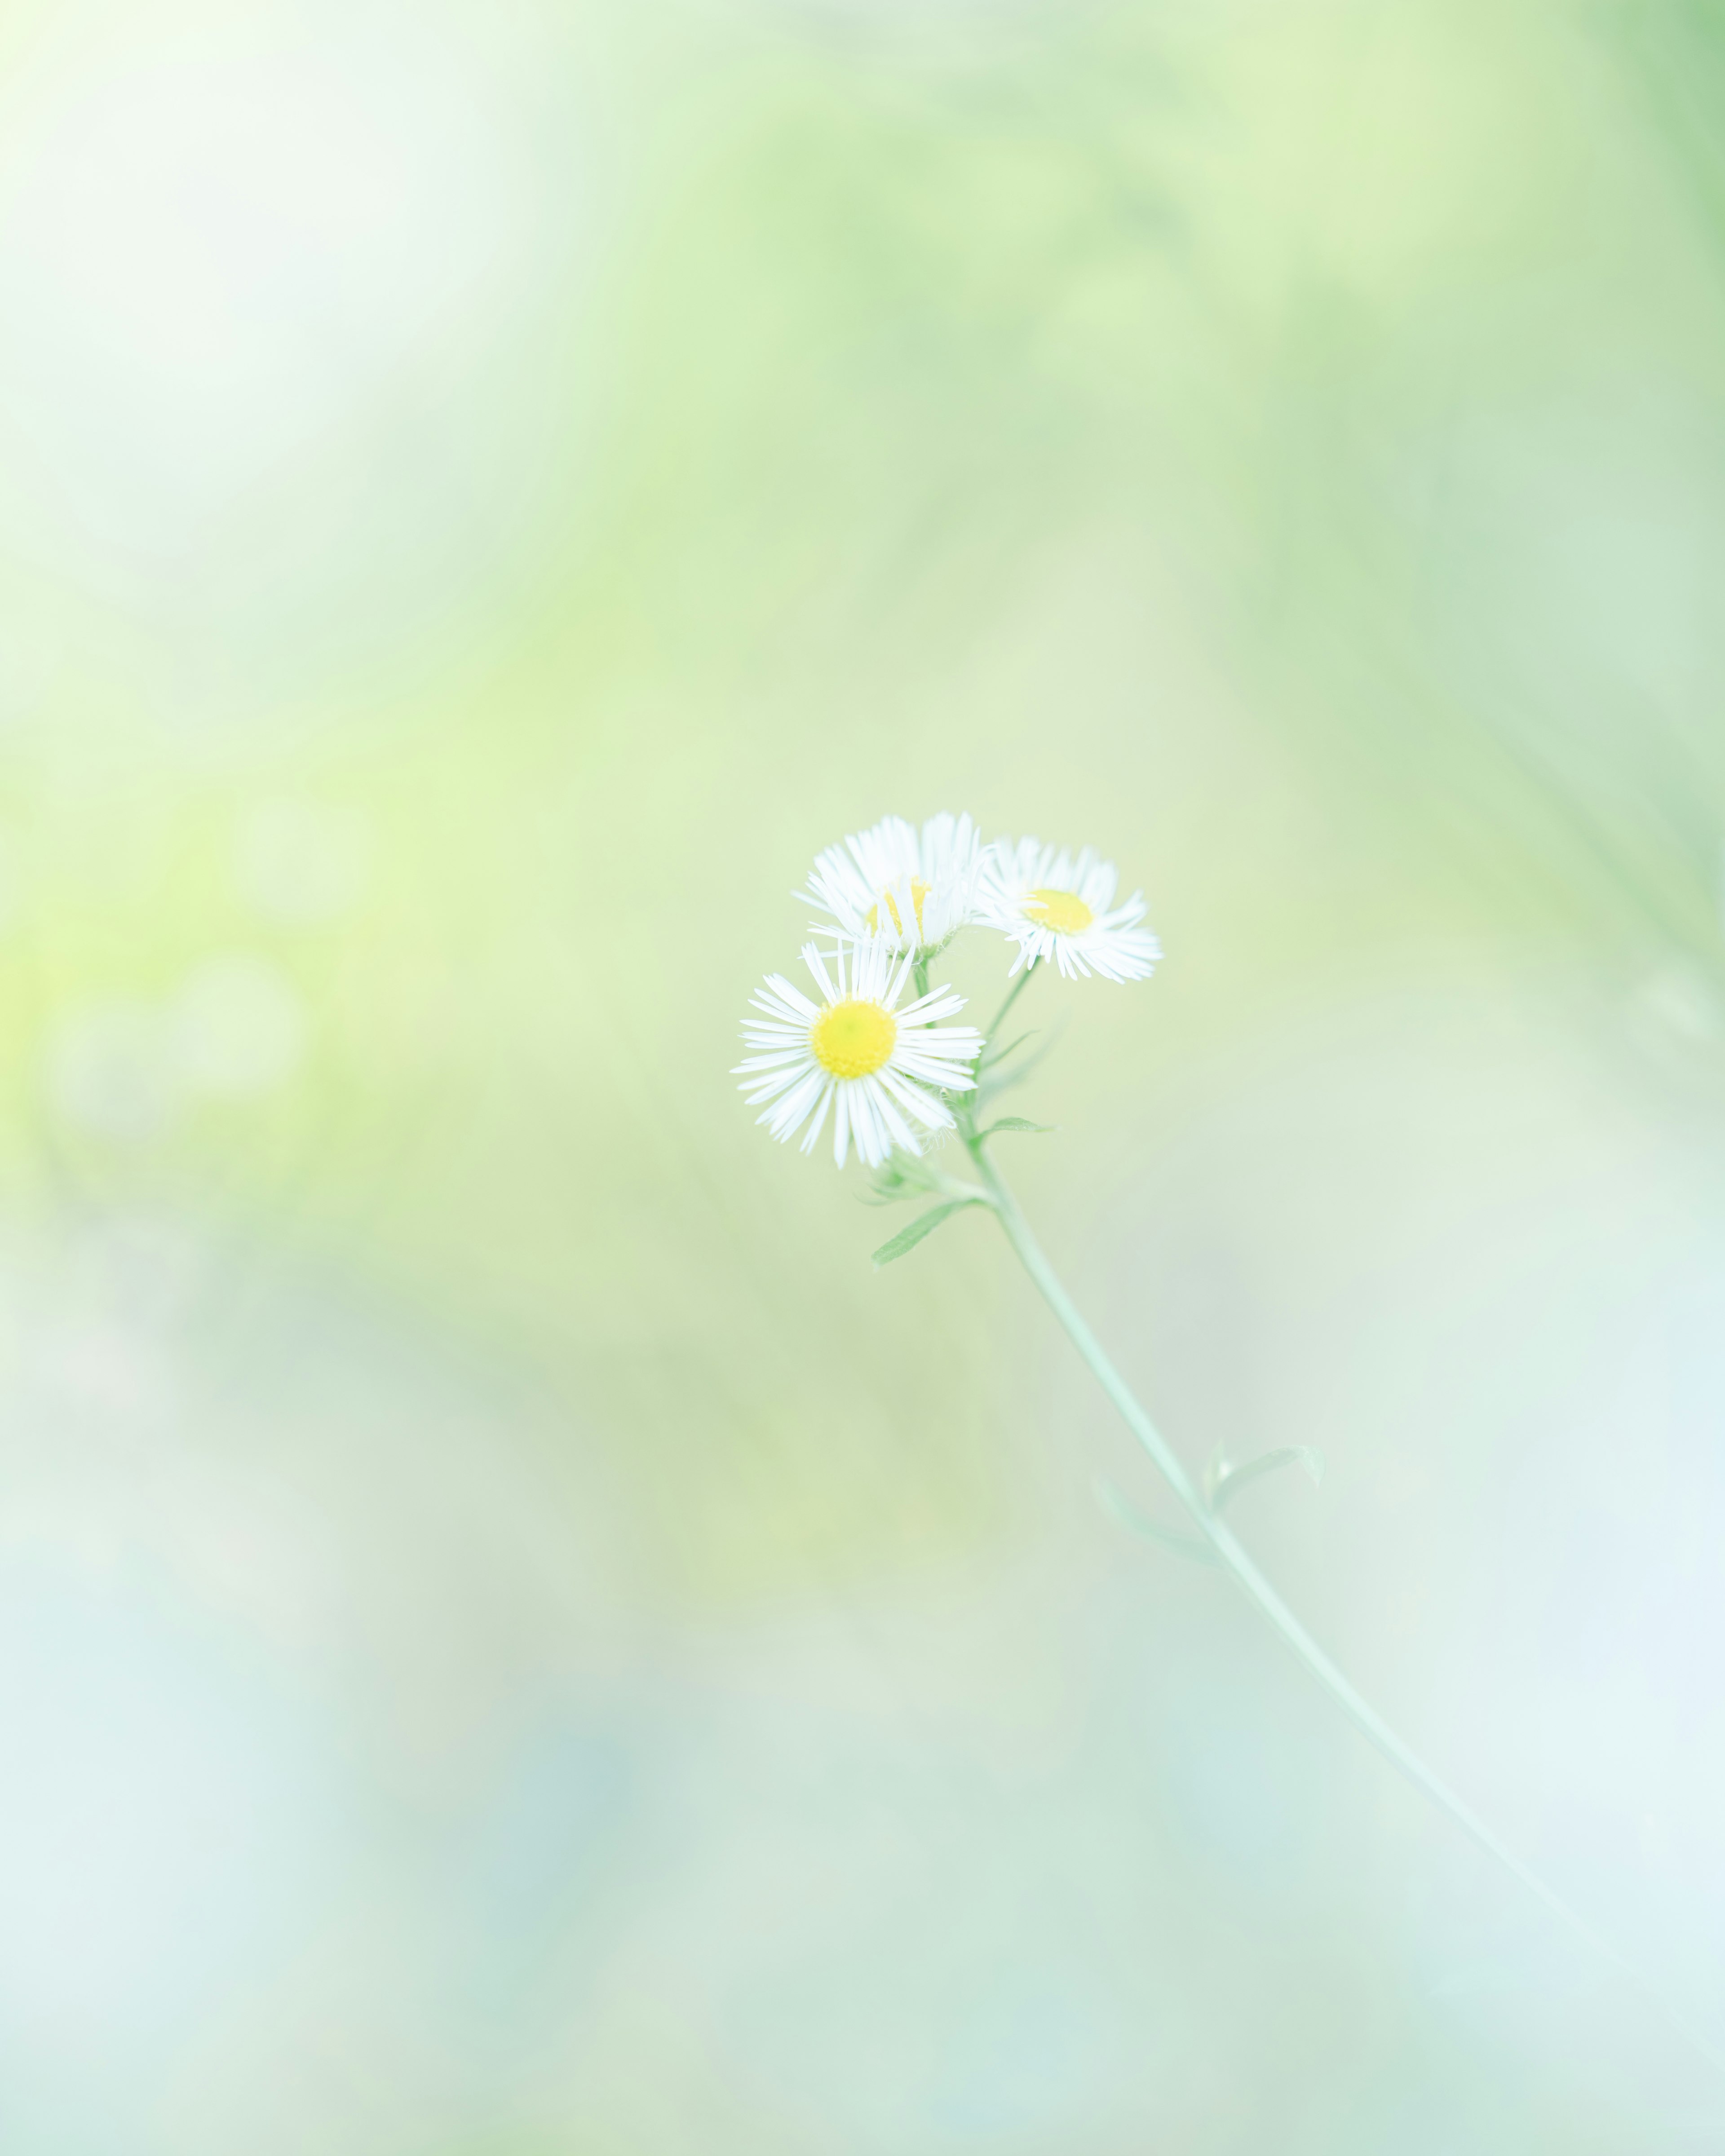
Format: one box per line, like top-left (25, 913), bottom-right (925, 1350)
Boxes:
top-left (3, 3), bottom-right (1725, 2151)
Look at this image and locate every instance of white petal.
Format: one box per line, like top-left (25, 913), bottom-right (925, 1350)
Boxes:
top-left (799, 1078), bottom-right (836, 1153)
top-left (825, 1084), bottom-right (845, 1167)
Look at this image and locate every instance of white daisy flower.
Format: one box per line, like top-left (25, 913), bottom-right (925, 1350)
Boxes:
top-left (799, 811), bottom-right (983, 954)
top-left (982, 837), bottom-right (1162, 982)
top-left (734, 940), bottom-right (983, 1168)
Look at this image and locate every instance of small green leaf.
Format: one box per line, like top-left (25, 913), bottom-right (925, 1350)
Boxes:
top-left (976, 1024), bottom-right (1064, 1101)
top-left (982, 1117), bottom-right (1055, 1137)
top-left (1093, 1477), bottom-right (1220, 1566)
top-left (978, 1029), bottom-right (1037, 1071)
top-left (1205, 1445), bottom-right (1326, 1511)
top-left (871, 1200), bottom-right (978, 1268)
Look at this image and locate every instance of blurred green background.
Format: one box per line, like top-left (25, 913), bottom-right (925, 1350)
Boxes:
top-left (5, 0), bottom-right (1725, 2148)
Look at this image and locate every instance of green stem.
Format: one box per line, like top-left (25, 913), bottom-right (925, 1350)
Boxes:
top-left (961, 1124), bottom-right (1723, 2073)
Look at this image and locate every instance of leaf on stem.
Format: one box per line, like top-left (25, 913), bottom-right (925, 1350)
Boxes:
top-left (871, 1199), bottom-right (980, 1268)
top-left (978, 1029), bottom-right (1037, 1072)
top-left (1204, 1445), bottom-right (1326, 1512)
top-left (976, 1024), bottom-right (1064, 1102)
top-left (1092, 1476), bottom-right (1220, 1566)
top-left (981, 1117), bottom-right (1054, 1138)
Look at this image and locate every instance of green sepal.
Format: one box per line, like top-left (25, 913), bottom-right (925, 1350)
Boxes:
top-left (865, 1149), bottom-right (943, 1206)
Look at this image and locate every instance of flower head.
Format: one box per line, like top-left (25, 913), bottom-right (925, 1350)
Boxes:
top-left (735, 941), bottom-right (982, 1168)
top-left (982, 838), bottom-right (1161, 982)
top-left (800, 812), bottom-right (983, 955)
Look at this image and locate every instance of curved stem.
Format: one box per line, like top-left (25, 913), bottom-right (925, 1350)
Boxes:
top-left (960, 1120), bottom-right (1723, 2073)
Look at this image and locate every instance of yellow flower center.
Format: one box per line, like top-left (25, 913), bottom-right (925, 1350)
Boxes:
top-left (864, 878), bottom-right (930, 937)
top-left (1026, 887), bottom-right (1093, 934)
top-left (810, 998), bottom-right (898, 1079)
